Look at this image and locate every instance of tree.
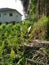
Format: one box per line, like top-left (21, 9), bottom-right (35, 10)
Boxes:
top-left (37, 0), bottom-right (41, 19)
top-left (37, 0), bottom-right (49, 18)
top-left (21, 0), bottom-right (31, 14)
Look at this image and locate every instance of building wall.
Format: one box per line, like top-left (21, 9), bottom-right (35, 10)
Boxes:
top-left (0, 10), bottom-right (22, 23)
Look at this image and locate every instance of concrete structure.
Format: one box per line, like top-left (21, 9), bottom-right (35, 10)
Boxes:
top-left (0, 8), bottom-right (22, 23)
top-left (0, 0), bottom-right (23, 23)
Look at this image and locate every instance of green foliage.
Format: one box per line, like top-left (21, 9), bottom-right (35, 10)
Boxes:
top-left (29, 0), bottom-right (37, 21)
top-left (0, 19), bottom-right (49, 64)
top-left (10, 49), bottom-right (16, 59)
top-left (30, 16), bottom-right (49, 40)
top-left (0, 0), bottom-right (49, 64)
top-left (0, 42), bottom-right (4, 57)
top-left (0, 21), bottom-right (31, 65)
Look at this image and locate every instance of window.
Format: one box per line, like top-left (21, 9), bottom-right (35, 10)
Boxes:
top-left (0, 14), bottom-right (1, 17)
top-left (4, 13), bottom-right (6, 15)
top-left (9, 13), bottom-right (13, 16)
top-left (16, 14), bottom-right (18, 17)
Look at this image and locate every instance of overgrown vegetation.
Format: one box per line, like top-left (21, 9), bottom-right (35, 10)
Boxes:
top-left (0, 0), bottom-right (49, 65)
top-left (30, 16), bottom-right (49, 40)
top-left (0, 18), bottom-right (49, 65)
top-left (0, 21), bottom-right (32, 65)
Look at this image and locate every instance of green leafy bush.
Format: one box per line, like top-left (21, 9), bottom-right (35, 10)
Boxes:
top-left (0, 22), bottom-right (31, 65)
top-left (0, 19), bottom-right (49, 65)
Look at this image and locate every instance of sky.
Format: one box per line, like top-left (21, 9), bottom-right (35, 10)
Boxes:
top-left (0, 0), bottom-right (25, 20)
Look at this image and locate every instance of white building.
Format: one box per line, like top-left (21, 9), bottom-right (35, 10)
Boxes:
top-left (0, 0), bottom-right (23, 24)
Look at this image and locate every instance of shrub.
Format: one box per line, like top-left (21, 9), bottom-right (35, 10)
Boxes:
top-left (30, 16), bottom-right (49, 40)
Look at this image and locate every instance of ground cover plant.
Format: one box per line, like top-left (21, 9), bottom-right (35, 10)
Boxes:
top-left (0, 19), bottom-right (49, 65)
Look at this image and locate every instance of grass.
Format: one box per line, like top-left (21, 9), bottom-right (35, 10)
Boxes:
top-left (30, 16), bottom-right (49, 40)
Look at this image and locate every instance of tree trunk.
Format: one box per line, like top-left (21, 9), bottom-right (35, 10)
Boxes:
top-left (21, 0), bottom-right (31, 14)
top-left (27, 0), bottom-right (31, 14)
top-left (37, 0), bottom-right (41, 19)
top-left (37, 0), bottom-right (49, 18)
